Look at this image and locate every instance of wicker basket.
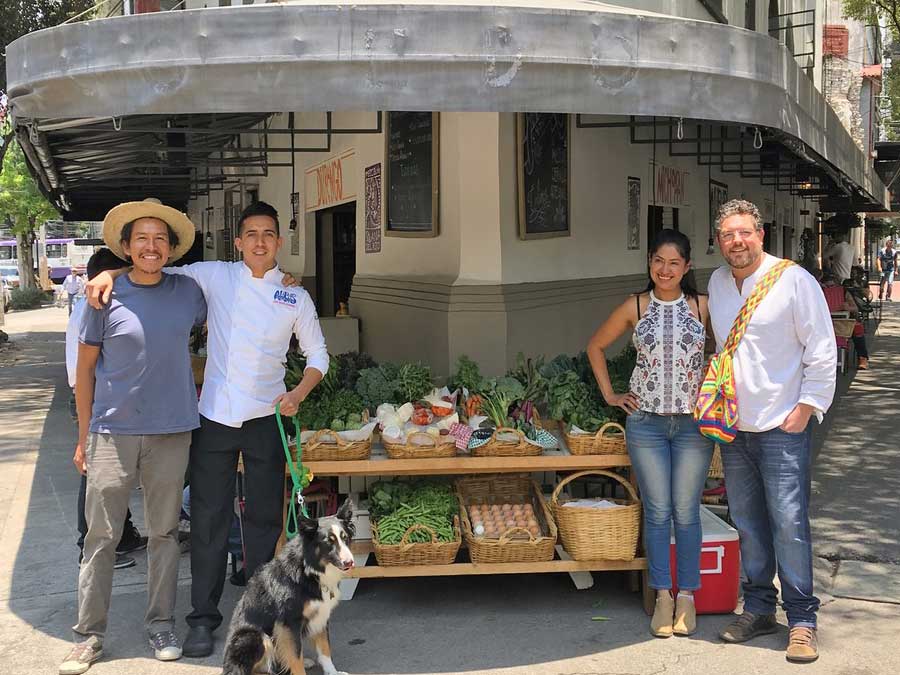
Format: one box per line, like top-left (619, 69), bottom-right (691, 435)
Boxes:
top-left (552, 469), bottom-right (641, 561)
top-left (562, 422), bottom-right (627, 456)
top-left (297, 428), bottom-right (372, 462)
top-left (382, 431), bottom-right (458, 459)
top-left (372, 517), bottom-right (462, 566)
top-left (470, 427), bottom-right (543, 457)
top-left (707, 444), bottom-right (724, 479)
top-left (456, 474), bottom-right (558, 563)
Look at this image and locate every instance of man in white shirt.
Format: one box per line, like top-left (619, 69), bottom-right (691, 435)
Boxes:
top-left (824, 231), bottom-right (854, 282)
top-left (707, 200), bottom-right (836, 664)
top-left (63, 270), bottom-right (85, 315)
top-left (88, 200), bottom-right (327, 658)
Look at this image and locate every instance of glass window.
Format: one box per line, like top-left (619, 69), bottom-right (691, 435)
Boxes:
top-left (0, 246), bottom-right (16, 261)
top-left (46, 244), bottom-right (65, 258)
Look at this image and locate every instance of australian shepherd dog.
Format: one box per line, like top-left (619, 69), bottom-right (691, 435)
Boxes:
top-left (222, 499), bottom-right (355, 675)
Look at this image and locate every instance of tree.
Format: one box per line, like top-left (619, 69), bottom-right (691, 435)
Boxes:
top-left (0, 0), bottom-right (97, 168)
top-left (0, 143), bottom-right (59, 289)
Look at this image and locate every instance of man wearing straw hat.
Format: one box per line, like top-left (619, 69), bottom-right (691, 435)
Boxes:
top-left (61, 199), bottom-right (207, 674)
top-left (86, 199), bottom-right (329, 658)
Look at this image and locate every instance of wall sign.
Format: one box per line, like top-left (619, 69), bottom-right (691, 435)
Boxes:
top-left (305, 149), bottom-right (357, 212)
top-left (627, 176), bottom-right (641, 250)
top-left (364, 163), bottom-right (383, 254)
top-left (652, 162), bottom-right (690, 208)
top-left (517, 112), bottom-right (570, 239)
top-left (709, 179), bottom-right (728, 241)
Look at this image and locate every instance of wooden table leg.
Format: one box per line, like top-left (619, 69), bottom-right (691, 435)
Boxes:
top-left (641, 569), bottom-right (655, 616)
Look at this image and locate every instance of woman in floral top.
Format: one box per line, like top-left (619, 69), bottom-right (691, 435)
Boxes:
top-left (587, 229), bottom-right (714, 639)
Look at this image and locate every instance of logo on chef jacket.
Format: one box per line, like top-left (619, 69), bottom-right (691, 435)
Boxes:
top-left (273, 290), bottom-right (298, 307)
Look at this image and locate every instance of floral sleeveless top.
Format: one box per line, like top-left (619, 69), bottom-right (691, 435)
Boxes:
top-left (629, 291), bottom-right (706, 415)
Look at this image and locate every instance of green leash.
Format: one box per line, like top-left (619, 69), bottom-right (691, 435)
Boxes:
top-left (275, 402), bottom-right (313, 540)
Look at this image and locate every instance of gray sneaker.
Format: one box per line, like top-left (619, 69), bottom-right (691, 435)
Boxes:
top-left (59, 636), bottom-right (103, 675)
top-left (149, 630), bottom-right (183, 661)
top-left (719, 611), bottom-right (779, 643)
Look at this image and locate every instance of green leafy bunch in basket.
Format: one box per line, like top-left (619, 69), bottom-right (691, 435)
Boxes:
top-left (370, 481), bottom-right (458, 544)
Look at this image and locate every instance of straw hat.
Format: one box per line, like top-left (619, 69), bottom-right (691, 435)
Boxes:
top-left (103, 198), bottom-right (196, 263)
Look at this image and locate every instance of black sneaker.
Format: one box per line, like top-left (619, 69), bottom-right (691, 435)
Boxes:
top-left (116, 524), bottom-right (148, 555)
top-left (78, 551), bottom-right (135, 569)
top-left (719, 611), bottom-right (778, 643)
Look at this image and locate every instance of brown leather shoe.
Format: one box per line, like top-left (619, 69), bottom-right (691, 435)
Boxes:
top-left (650, 591), bottom-right (675, 638)
top-left (786, 626), bottom-right (818, 663)
top-left (719, 611), bottom-right (778, 643)
top-left (673, 594), bottom-right (697, 636)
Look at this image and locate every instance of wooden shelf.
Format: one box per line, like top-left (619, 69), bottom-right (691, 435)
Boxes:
top-left (345, 557), bottom-right (648, 579)
top-left (304, 447), bottom-right (632, 477)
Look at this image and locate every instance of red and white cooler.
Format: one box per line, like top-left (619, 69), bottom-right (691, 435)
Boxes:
top-left (668, 506), bottom-right (740, 614)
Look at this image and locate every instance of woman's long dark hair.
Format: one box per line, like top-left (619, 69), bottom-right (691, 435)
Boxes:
top-left (641, 229), bottom-right (700, 299)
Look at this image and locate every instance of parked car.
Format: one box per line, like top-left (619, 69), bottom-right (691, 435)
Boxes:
top-left (0, 268), bottom-right (20, 289)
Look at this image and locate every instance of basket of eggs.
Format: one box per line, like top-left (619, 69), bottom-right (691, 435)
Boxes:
top-left (456, 474), bottom-right (558, 564)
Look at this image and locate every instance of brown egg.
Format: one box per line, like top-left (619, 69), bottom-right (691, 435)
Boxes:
top-left (527, 524), bottom-right (541, 537)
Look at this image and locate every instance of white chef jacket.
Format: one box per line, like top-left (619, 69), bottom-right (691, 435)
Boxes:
top-left (167, 261), bottom-right (329, 428)
top-left (707, 254), bottom-right (837, 433)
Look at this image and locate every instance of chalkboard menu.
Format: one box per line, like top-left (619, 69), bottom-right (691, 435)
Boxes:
top-left (386, 112), bottom-right (439, 236)
top-left (517, 113), bottom-right (570, 239)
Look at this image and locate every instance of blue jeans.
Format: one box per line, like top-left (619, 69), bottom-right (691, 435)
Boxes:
top-left (722, 426), bottom-right (818, 628)
top-left (626, 411), bottom-right (714, 591)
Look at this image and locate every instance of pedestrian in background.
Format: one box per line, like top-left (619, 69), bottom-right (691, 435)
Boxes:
top-left (877, 239), bottom-right (898, 301)
top-left (708, 199), bottom-right (836, 664)
top-left (62, 269), bottom-right (84, 315)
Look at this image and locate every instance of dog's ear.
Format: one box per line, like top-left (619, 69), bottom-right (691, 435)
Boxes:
top-left (336, 497), bottom-right (354, 532)
top-left (299, 513), bottom-right (319, 536)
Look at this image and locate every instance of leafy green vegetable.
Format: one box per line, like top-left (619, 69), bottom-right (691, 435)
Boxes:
top-left (355, 365), bottom-right (401, 412)
top-left (480, 376), bottom-right (526, 429)
top-left (296, 389), bottom-right (365, 431)
top-left (540, 353), bottom-right (576, 380)
top-left (448, 355), bottom-right (485, 394)
top-left (396, 362), bottom-right (433, 403)
top-left (508, 352), bottom-right (547, 405)
top-left (335, 351), bottom-right (378, 391)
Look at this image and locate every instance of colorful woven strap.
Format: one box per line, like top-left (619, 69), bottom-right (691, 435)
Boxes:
top-left (722, 259), bottom-right (795, 355)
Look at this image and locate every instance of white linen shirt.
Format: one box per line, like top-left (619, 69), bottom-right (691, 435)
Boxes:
top-left (167, 261), bottom-right (329, 427)
top-left (707, 254), bottom-right (837, 433)
top-left (65, 296), bottom-right (87, 388)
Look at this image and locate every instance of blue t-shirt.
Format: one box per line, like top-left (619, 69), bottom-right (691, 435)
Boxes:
top-left (79, 273), bottom-right (207, 435)
top-left (879, 248), bottom-right (896, 273)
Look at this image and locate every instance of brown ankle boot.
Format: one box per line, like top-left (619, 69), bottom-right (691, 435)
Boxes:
top-left (650, 591), bottom-right (675, 638)
top-left (673, 593), bottom-right (696, 636)
top-left (786, 626), bottom-right (818, 662)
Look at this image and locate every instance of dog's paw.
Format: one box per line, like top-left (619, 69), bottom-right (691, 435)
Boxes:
top-left (303, 657), bottom-right (315, 668)
top-left (323, 670), bottom-right (348, 675)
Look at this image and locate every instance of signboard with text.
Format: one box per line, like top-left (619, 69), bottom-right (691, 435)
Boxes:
top-left (304, 149), bottom-right (357, 212)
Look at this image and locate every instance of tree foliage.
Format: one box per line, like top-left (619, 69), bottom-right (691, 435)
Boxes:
top-left (1, 0), bottom-right (97, 167)
top-left (0, 143), bottom-right (59, 289)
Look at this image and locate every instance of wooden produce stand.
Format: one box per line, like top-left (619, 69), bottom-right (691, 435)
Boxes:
top-left (294, 441), bottom-right (654, 614)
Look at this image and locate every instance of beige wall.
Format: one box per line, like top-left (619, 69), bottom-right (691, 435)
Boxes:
top-left (188, 111), bottom-right (817, 376)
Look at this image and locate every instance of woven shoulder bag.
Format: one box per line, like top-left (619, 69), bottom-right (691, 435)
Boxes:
top-left (694, 259), bottom-right (795, 443)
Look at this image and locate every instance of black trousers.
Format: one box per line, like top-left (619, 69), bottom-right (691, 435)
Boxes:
top-left (186, 414), bottom-right (285, 630)
top-left (76, 474), bottom-right (136, 550)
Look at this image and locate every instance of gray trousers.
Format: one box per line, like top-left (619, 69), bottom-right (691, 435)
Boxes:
top-left (74, 431), bottom-right (191, 640)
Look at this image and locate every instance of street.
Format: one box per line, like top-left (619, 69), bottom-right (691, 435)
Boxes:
top-left (0, 305), bottom-right (898, 675)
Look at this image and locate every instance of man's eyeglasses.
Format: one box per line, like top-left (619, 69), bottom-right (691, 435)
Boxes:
top-left (718, 229), bottom-right (758, 243)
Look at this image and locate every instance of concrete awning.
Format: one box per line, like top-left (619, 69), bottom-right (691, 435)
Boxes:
top-left (5, 0), bottom-right (889, 209)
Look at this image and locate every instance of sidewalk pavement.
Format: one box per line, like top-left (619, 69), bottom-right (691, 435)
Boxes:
top-left (0, 305), bottom-right (898, 675)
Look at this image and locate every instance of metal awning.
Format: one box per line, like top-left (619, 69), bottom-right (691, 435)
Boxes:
top-left (5, 0), bottom-right (889, 212)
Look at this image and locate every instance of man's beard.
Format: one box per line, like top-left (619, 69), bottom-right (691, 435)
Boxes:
top-left (725, 248), bottom-right (761, 270)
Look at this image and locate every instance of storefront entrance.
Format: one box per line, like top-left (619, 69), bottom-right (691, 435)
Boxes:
top-left (315, 203), bottom-right (357, 318)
